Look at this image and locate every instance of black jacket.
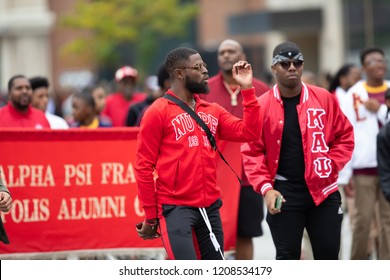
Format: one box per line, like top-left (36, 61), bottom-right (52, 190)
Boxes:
top-left (377, 122), bottom-right (390, 202)
top-left (126, 96), bottom-right (155, 127)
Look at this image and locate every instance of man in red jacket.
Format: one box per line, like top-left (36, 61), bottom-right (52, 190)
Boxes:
top-left (102, 66), bottom-right (146, 126)
top-left (241, 41), bottom-right (354, 259)
top-left (0, 75), bottom-right (50, 128)
top-left (134, 47), bottom-right (261, 260)
top-left (202, 39), bottom-right (269, 259)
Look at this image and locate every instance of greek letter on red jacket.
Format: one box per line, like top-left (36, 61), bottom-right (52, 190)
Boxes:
top-left (135, 88), bottom-right (261, 220)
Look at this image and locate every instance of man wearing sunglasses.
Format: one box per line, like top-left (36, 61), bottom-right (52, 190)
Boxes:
top-left (241, 41), bottom-right (354, 259)
top-left (134, 47), bottom-right (261, 260)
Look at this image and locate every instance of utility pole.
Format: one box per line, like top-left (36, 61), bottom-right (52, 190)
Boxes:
top-left (363, 0), bottom-right (374, 47)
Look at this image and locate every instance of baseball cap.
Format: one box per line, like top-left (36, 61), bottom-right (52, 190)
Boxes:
top-left (115, 66), bottom-right (138, 82)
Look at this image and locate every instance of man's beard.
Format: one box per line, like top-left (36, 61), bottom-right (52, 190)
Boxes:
top-left (122, 87), bottom-right (134, 99)
top-left (185, 77), bottom-right (210, 94)
top-left (12, 96), bottom-right (30, 111)
top-left (221, 62), bottom-right (234, 75)
top-left (13, 102), bottom-right (29, 111)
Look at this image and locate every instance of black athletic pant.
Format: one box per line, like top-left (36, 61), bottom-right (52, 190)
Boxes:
top-left (267, 180), bottom-right (343, 260)
top-left (160, 199), bottom-right (224, 260)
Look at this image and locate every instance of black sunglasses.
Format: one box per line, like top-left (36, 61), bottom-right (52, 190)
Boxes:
top-left (179, 63), bottom-right (208, 71)
top-left (279, 60), bottom-right (303, 70)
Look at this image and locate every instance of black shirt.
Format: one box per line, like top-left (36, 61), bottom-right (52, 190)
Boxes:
top-left (276, 93), bottom-right (306, 184)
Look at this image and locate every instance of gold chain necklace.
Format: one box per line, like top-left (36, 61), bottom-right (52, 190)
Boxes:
top-left (222, 80), bottom-right (240, 106)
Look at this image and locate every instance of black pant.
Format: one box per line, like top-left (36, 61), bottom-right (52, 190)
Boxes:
top-left (267, 180), bottom-right (343, 260)
top-left (161, 199), bottom-right (224, 260)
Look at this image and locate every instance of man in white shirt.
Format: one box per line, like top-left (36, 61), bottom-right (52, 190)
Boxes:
top-left (29, 76), bottom-right (69, 129)
top-left (341, 47), bottom-right (390, 260)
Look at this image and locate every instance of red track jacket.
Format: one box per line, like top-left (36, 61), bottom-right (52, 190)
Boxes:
top-left (135, 88), bottom-right (261, 219)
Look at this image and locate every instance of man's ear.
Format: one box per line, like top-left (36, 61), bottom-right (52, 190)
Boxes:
top-left (174, 69), bottom-right (184, 80)
top-left (271, 65), bottom-right (277, 75)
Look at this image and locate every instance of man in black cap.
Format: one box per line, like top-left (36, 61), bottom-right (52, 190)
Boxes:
top-left (241, 41), bottom-right (355, 259)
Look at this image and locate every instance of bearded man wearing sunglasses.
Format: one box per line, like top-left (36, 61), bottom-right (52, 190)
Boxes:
top-left (241, 41), bottom-right (354, 259)
top-left (134, 47), bottom-right (261, 260)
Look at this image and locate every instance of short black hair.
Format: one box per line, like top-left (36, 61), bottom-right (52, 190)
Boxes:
top-left (73, 89), bottom-right (96, 109)
top-left (8, 74), bottom-right (26, 91)
top-left (273, 41), bottom-right (301, 58)
top-left (164, 47), bottom-right (198, 78)
top-left (360, 47), bottom-right (385, 65)
top-left (157, 64), bottom-right (170, 89)
top-left (328, 63), bottom-right (356, 92)
top-left (385, 88), bottom-right (390, 100)
top-left (29, 76), bottom-right (50, 91)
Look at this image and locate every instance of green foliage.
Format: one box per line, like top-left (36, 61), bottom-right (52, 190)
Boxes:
top-left (61, 0), bottom-right (198, 72)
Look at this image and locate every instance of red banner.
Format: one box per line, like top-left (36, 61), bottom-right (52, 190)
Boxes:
top-left (0, 128), bottom-right (164, 255)
top-left (0, 128), bottom-right (238, 256)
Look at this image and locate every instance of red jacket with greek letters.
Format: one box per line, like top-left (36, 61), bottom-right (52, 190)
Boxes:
top-left (241, 83), bottom-right (354, 206)
top-left (135, 88), bottom-right (261, 219)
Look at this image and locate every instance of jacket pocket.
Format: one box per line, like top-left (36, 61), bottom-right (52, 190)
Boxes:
top-left (172, 160), bottom-right (180, 192)
top-left (162, 204), bottom-right (177, 217)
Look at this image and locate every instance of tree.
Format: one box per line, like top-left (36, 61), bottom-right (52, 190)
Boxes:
top-left (61, 0), bottom-right (198, 75)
